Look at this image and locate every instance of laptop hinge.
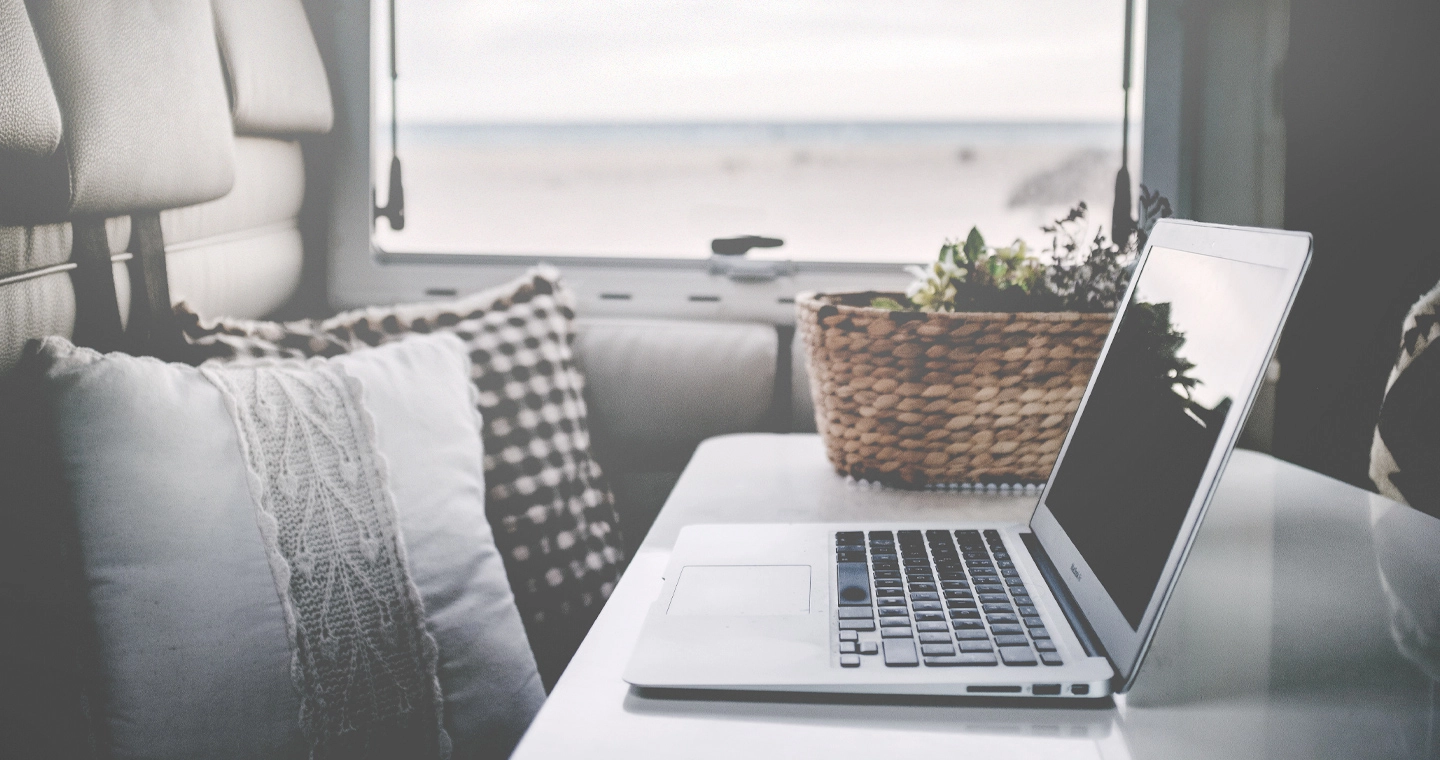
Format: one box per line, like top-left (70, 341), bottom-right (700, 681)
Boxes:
top-left (1021, 532), bottom-right (1108, 661)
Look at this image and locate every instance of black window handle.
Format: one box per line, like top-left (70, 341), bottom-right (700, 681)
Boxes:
top-left (711, 235), bottom-right (784, 256)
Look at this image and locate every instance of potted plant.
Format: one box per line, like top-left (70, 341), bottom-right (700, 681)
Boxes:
top-left (797, 188), bottom-right (1172, 487)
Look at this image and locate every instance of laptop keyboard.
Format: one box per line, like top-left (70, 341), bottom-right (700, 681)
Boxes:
top-left (835, 529), bottom-right (1063, 669)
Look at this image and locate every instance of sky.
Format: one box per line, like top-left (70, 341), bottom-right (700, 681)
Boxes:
top-left (1133, 247), bottom-right (1290, 410)
top-left (386, 0), bottom-right (1137, 124)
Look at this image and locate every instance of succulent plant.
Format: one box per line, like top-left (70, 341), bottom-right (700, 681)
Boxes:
top-left (874, 186), bottom-right (1172, 314)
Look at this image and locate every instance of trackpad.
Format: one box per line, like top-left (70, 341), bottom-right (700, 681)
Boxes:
top-left (667, 565), bottom-right (811, 616)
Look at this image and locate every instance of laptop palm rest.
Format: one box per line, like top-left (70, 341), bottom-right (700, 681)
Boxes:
top-left (667, 565), bottom-right (812, 616)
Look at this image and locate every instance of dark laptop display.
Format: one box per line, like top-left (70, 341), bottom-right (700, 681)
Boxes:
top-left (1044, 246), bottom-right (1289, 628)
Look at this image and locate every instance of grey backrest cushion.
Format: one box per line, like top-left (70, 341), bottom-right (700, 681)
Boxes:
top-left (161, 136), bottom-right (306, 318)
top-left (32, 333), bottom-right (544, 759)
top-left (212, 0), bottom-right (334, 135)
top-left (0, 0), bottom-right (60, 158)
top-left (19, 0), bottom-right (236, 222)
top-left (575, 317), bottom-right (777, 470)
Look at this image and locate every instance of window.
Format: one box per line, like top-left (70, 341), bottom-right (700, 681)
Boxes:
top-left (373, 0), bottom-right (1141, 265)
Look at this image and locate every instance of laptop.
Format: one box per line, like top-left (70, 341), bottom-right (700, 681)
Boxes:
top-left (624, 219), bottom-right (1311, 698)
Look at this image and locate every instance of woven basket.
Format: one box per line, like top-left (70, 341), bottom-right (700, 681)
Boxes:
top-left (797, 291), bottom-right (1114, 487)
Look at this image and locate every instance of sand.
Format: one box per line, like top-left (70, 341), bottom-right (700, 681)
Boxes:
top-left (374, 129), bottom-right (1124, 263)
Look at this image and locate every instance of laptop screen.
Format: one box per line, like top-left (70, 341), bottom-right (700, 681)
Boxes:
top-left (1043, 246), bottom-right (1289, 629)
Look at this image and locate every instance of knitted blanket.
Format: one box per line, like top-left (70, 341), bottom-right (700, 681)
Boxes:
top-left (204, 360), bottom-right (450, 759)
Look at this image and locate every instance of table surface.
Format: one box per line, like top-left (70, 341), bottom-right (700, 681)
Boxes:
top-left (512, 434), bottom-right (1440, 760)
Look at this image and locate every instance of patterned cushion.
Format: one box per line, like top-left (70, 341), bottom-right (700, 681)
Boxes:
top-left (176, 268), bottom-right (625, 686)
top-left (1371, 279), bottom-right (1440, 517)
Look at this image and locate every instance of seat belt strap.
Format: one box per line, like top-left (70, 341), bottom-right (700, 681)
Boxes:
top-left (124, 211), bottom-right (186, 360)
top-left (68, 215), bottom-right (124, 353)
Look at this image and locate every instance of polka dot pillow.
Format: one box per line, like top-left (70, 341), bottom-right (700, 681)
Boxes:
top-left (175, 267), bottom-right (624, 686)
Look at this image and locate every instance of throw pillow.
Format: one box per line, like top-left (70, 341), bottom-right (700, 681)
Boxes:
top-left (29, 333), bottom-right (544, 760)
top-left (1372, 280), bottom-right (1440, 517)
top-left (175, 267), bottom-right (625, 686)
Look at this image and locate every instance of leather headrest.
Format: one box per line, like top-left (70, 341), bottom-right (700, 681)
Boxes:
top-left (212, 0), bottom-right (334, 136)
top-left (8, 0), bottom-right (236, 225)
top-left (0, 0), bottom-right (61, 159)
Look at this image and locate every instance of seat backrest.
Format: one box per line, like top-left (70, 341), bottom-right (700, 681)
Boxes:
top-left (0, 0), bottom-right (70, 375)
top-left (162, 0), bottom-right (334, 320)
top-left (2, 0), bottom-right (238, 360)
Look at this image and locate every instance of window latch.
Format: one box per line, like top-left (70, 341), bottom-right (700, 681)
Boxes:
top-left (709, 236), bottom-right (792, 282)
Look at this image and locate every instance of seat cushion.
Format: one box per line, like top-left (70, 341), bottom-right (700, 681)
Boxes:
top-left (175, 268), bottom-right (625, 688)
top-left (31, 333), bottom-right (544, 759)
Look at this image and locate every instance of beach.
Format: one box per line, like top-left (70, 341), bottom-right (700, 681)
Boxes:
top-left (374, 123), bottom-right (1126, 263)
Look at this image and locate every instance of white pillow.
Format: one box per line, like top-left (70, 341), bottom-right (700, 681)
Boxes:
top-left (33, 333), bottom-right (544, 760)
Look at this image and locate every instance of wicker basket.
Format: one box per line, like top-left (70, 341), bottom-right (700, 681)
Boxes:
top-left (797, 291), bottom-right (1114, 487)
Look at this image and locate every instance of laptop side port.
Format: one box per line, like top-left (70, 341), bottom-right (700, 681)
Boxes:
top-left (1033, 684), bottom-right (1062, 696)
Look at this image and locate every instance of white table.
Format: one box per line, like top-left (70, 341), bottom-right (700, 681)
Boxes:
top-left (513, 434), bottom-right (1440, 760)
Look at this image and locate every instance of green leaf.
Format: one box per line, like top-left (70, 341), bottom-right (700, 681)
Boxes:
top-left (870, 296), bottom-right (907, 311)
top-left (963, 227), bottom-right (986, 263)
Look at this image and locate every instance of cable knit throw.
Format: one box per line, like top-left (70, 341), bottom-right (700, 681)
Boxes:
top-left (204, 360), bottom-right (450, 760)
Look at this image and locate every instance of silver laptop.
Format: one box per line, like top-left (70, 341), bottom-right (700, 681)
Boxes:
top-left (624, 220), bottom-right (1311, 698)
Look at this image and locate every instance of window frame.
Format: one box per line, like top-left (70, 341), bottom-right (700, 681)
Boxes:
top-left (320, 0), bottom-right (1153, 323)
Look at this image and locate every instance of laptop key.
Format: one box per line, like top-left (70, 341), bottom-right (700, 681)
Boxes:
top-left (994, 634), bottom-right (1030, 647)
top-left (1018, 605), bottom-right (1038, 616)
top-left (840, 655), bottom-right (861, 667)
top-left (876, 587), bottom-right (904, 597)
top-left (837, 563), bottom-right (871, 606)
top-left (976, 584), bottom-right (1005, 593)
top-left (840, 642), bottom-right (857, 654)
top-left (921, 644), bottom-right (956, 656)
top-left (1012, 595), bottom-right (1033, 605)
top-left (875, 579), bottom-right (903, 588)
top-left (839, 608), bottom-right (874, 619)
top-left (883, 639), bottom-right (919, 666)
top-left (907, 582), bottom-right (937, 592)
top-left (839, 630), bottom-right (858, 642)
top-left (946, 599), bottom-right (976, 609)
top-left (909, 592), bottom-right (940, 601)
top-left (952, 620), bottom-right (984, 629)
top-left (912, 601), bottom-right (942, 612)
top-left (999, 646), bottom-right (1038, 666)
top-left (958, 640), bottom-right (993, 653)
top-left (1034, 640), bottom-right (1057, 652)
top-left (1023, 617), bottom-right (1044, 628)
top-left (1040, 652), bottom-right (1064, 666)
top-left (955, 629), bottom-right (989, 640)
top-left (839, 620), bottom-right (876, 631)
top-left (983, 604), bottom-right (1014, 614)
top-left (860, 641), bottom-right (879, 655)
top-left (941, 580), bottom-right (970, 589)
top-left (919, 632), bottom-right (950, 643)
top-left (915, 621), bottom-right (949, 632)
top-left (914, 613), bottom-right (945, 622)
top-left (879, 608), bottom-right (909, 617)
top-left (986, 615), bottom-right (1019, 625)
top-left (924, 654), bottom-right (998, 667)
top-left (1030, 628), bottom-right (1051, 639)
top-left (879, 597), bottom-right (906, 606)
top-left (950, 610), bottom-right (981, 619)
top-left (881, 627), bottom-right (914, 638)
top-left (989, 624), bottom-right (1023, 635)
top-left (880, 617), bottom-right (911, 627)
